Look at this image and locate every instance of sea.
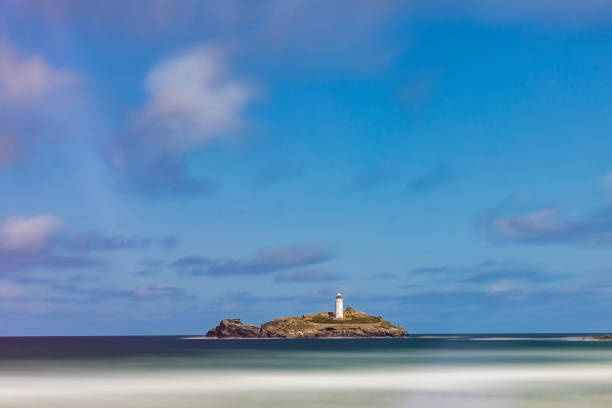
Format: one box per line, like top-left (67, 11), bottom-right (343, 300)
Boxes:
top-left (2, 334), bottom-right (612, 407)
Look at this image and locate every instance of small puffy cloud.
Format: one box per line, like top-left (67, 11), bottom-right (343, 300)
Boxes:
top-left (480, 207), bottom-right (612, 246)
top-left (486, 281), bottom-right (519, 295)
top-left (138, 45), bottom-right (252, 151)
top-left (0, 39), bottom-right (82, 168)
top-left (173, 244), bottom-right (334, 276)
top-left (275, 268), bottom-right (345, 282)
top-left (481, 208), bottom-right (564, 241)
top-left (0, 39), bottom-right (79, 109)
top-left (0, 282), bottom-right (26, 299)
top-left (0, 214), bottom-right (64, 252)
top-left (108, 45), bottom-right (254, 194)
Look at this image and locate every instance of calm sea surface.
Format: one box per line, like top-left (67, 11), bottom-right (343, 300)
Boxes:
top-left (2, 334), bottom-right (612, 407)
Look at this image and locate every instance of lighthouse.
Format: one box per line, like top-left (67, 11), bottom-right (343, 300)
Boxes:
top-left (335, 293), bottom-right (344, 319)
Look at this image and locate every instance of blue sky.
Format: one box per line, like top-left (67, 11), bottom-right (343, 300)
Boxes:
top-left (1, 1), bottom-right (612, 335)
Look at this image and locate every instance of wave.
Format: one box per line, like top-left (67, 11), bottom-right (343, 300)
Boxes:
top-left (3, 364), bottom-right (612, 408)
top-left (468, 336), bottom-right (587, 341)
top-left (2, 364), bottom-right (612, 394)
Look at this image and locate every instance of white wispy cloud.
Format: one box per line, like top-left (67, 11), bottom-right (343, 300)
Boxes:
top-left (0, 214), bottom-right (64, 252)
top-left (173, 244), bottom-right (334, 277)
top-left (0, 39), bottom-right (79, 109)
top-left (481, 207), bottom-right (612, 246)
top-left (108, 44), bottom-right (254, 194)
top-left (135, 45), bottom-right (253, 152)
top-left (0, 39), bottom-right (82, 167)
top-left (0, 214), bottom-right (177, 275)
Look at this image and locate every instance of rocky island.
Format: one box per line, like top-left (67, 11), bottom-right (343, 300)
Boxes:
top-left (583, 334), bottom-right (612, 341)
top-left (205, 293), bottom-right (408, 338)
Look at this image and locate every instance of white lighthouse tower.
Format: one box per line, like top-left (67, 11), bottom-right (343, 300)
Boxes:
top-left (335, 293), bottom-right (344, 319)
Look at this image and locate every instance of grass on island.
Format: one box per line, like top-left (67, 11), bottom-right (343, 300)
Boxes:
top-left (308, 315), bottom-right (382, 325)
top-left (288, 321), bottom-right (311, 330)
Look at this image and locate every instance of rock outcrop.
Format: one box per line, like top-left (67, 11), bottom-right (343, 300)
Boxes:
top-left (590, 334), bottom-right (612, 340)
top-left (205, 308), bottom-right (408, 338)
top-left (205, 318), bottom-right (261, 338)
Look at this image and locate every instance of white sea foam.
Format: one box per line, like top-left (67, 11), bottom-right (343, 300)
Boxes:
top-left (414, 335), bottom-right (468, 339)
top-left (2, 365), bottom-right (612, 404)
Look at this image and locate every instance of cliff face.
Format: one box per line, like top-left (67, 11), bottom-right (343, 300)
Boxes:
top-left (260, 318), bottom-right (407, 338)
top-left (205, 318), bottom-right (261, 338)
top-left (206, 308), bottom-right (408, 338)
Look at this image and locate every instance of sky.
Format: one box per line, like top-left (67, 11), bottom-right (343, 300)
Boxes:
top-left (1, 1), bottom-right (612, 335)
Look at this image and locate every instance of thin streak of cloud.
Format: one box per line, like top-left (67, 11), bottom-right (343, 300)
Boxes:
top-left (403, 164), bottom-right (452, 195)
top-left (480, 207), bottom-right (612, 246)
top-left (173, 244), bottom-right (334, 277)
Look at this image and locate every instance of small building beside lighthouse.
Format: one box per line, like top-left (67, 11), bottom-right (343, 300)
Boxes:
top-left (335, 293), bottom-right (344, 319)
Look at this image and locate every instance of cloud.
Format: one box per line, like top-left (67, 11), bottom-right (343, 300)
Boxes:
top-left (173, 244), bottom-right (334, 276)
top-left (140, 46), bottom-right (251, 149)
top-left (132, 285), bottom-right (190, 300)
top-left (134, 259), bottom-right (165, 277)
top-left (108, 45), bottom-right (254, 195)
top-left (51, 283), bottom-right (192, 303)
top-left (403, 164), bottom-right (452, 195)
top-left (480, 207), bottom-right (612, 246)
top-left (403, 260), bottom-right (557, 299)
top-left (122, 158), bottom-right (216, 196)
top-left (0, 39), bottom-right (81, 167)
top-left (0, 283), bottom-right (26, 300)
top-left (0, 39), bottom-right (79, 109)
top-left (409, 260), bottom-right (553, 284)
top-left (141, 259), bottom-right (165, 268)
top-left (134, 269), bottom-right (161, 277)
top-left (59, 232), bottom-right (178, 252)
top-left (0, 253), bottom-right (104, 275)
top-left (0, 214), bottom-right (175, 275)
top-left (7, 2), bottom-right (404, 62)
top-left (0, 214), bottom-right (64, 252)
top-left (274, 268), bottom-right (345, 282)
top-left (461, 261), bottom-right (553, 284)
